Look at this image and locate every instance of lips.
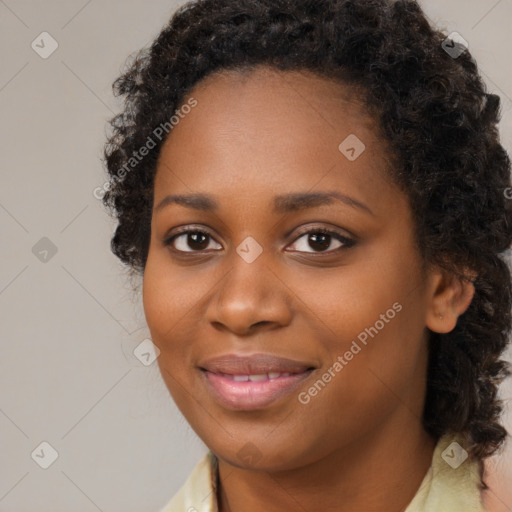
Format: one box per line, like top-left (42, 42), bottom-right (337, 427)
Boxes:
top-left (198, 353), bottom-right (315, 410)
top-left (199, 353), bottom-right (314, 375)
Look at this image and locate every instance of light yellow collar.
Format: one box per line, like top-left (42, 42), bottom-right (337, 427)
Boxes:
top-left (159, 433), bottom-right (486, 512)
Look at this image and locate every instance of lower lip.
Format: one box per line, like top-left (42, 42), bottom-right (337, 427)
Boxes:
top-left (201, 370), bottom-right (313, 411)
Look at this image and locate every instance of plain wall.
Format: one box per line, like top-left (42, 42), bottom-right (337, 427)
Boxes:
top-left (0, 1), bottom-right (511, 511)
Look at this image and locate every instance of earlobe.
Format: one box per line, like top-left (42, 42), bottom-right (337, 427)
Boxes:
top-left (425, 268), bottom-right (476, 334)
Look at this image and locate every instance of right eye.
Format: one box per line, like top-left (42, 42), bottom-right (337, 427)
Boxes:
top-left (163, 228), bottom-right (223, 253)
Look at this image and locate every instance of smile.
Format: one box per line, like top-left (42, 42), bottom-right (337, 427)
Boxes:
top-left (200, 368), bottom-right (314, 411)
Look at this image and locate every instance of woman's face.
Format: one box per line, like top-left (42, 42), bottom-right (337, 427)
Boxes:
top-left (142, 66), bottom-right (439, 470)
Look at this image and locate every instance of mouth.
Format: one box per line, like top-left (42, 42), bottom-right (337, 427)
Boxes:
top-left (198, 353), bottom-right (316, 411)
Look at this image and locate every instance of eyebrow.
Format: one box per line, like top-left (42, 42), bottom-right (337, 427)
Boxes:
top-left (155, 191), bottom-right (374, 216)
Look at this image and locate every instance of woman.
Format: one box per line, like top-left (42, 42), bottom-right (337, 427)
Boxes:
top-left (101, 0), bottom-right (512, 510)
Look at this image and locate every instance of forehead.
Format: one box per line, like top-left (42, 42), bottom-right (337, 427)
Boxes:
top-left (154, 65), bottom-right (399, 213)
top-left (178, 65), bottom-right (378, 142)
top-left (193, 65), bottom-right (368, 111)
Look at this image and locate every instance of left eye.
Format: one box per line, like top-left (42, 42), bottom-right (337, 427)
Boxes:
top-left (164, 228), bottom-right (355, 254)
top-left (289, 230), bottom-right (354, 253)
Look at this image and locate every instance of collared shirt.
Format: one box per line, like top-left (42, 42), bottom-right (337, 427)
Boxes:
top-left (158, 433), bottom-right (487, 512)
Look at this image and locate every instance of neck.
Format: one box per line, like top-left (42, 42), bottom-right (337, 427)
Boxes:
top-left (217, 421), bottom-right (437, 512)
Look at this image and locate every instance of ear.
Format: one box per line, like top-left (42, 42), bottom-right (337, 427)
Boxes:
top-left (425, 267), bottom-right (477, 334)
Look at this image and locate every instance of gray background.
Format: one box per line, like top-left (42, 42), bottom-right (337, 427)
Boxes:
top-left (0, 1), bottom-right (511, 511)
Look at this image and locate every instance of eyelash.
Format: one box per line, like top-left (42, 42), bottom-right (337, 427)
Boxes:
top-left (162, 225), bottom-right (356, 255)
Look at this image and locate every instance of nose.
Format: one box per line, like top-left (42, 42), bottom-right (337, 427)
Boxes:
top-left (204, 253), bottom-right (293, 336)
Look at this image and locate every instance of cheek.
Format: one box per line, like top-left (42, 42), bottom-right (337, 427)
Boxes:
top-left (142, 267), bottom-right (172, 339)
top-left (141, 256), bottom-right (195, 380)
top-left (299, 245), bottom-right (427, 400)
top-left (322, 298), bottom-right (427, 432)
top-left (142, 250), bottom-right (201, 339)
top-left (141, 250), bottom-right (219, 387)
top-left (142, 257), bottom-right (197, 403)
top-left (293, 309), bottom-right (427, 455)
top-left (287, 257), bottom-right (409, 345)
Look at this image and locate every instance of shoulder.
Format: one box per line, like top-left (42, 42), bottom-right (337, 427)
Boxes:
top-left (405, 432), bottom-right (487, 512)
top-left (157, 451), bottom-right (218, 512)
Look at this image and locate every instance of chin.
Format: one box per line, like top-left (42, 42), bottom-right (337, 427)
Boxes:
top-left (211, 437), bottom-right (312, 472)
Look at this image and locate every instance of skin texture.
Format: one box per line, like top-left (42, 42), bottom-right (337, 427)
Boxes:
top-left (142, 66), bottom-right (475, 512)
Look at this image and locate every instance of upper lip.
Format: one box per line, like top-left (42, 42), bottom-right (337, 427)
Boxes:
top-left (199, 353), bottom-right (315, 375)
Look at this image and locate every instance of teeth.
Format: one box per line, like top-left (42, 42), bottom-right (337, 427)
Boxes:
top-left (224, 372), bottom-right (294, 381)
top-left (248, 374), bottom-right (267, 382)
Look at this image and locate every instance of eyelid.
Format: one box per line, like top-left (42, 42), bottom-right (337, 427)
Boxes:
top-left (287, 225), bottom-right (356, 253)
top-left (163, 224), bottom-right (220, 252)
top-left (291, 223), bottom-right (356, 243)
top-left (163, 222), bottom-right (357, 255)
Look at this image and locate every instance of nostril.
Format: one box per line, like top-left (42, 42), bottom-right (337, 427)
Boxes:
top-left (252, 321), bottom-right (271, 328)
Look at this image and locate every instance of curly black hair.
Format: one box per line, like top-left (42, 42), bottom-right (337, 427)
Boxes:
top-left (101, 0), bottom-right (512, 487)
